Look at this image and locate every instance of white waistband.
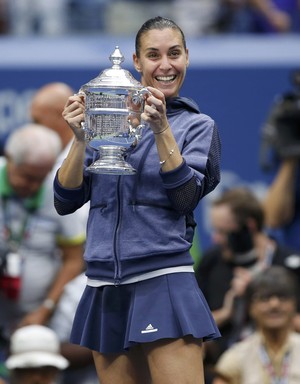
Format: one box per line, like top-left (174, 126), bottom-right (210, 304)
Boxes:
top-left (87, 265), bottom-right (194, 287)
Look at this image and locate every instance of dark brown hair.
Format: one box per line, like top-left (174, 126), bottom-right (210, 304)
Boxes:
top-left (135, 16), bottom-right (186, 58)
top-left (212, 187), bottom-right (265, 231)
top-left (245, 266), bottom-right (298, 304)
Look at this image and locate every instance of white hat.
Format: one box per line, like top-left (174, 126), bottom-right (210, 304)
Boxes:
top-left (5, 325), bottom-right (69, 370)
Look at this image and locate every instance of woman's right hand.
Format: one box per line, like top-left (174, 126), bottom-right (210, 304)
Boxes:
top-left (62, 93), bottom-right (86, 141)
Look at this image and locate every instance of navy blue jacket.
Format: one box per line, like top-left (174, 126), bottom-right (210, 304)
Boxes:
top-left (54, 97), bottom-right (221, 284)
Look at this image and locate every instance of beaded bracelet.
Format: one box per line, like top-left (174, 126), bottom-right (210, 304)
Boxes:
top-left (160, 148), bottom-right (175, 166)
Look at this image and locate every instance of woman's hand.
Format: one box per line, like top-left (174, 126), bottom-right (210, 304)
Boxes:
top-left (142, 87), bottom-right (171, 135)
top-left (62, 93), bottom-right (86, 141)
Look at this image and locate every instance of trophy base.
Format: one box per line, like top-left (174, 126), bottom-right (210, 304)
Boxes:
top-left (86, 145), bottom-right (137, 175)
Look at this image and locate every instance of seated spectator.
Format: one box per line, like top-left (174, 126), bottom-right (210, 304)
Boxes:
top-left (248, 0), bottom-right (300, 33)
top-left (195, 187), bottom-right (300, 379)
top-left (0, 0), bottom-right (8, 34)
top-left (5, 324), bottom-right (69, 384)
top-left (0, 123), bottom-right (85, 381)
top-left (7, 0), bottom-right (68, 35)
top-left (214, 0), bottom-right (300, 34)
top-left (212, 266), bottom-right (300, 383)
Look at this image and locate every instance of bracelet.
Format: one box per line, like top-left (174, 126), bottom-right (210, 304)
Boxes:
top-left (160, 148), bottom-right (175, 167)
top-left (154, 126), bottom-right (169, 135)
top-left (42, 298), bottom-right (56, 311)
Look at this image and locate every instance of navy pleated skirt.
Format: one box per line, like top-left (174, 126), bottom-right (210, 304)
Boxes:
top-left (70, 272), bottom-right (220, 354)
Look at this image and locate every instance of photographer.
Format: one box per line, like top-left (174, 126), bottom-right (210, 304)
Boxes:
top-left (195, 187), bottom-right (300, 381)
top-left (261, 70), bottom-right (300, 252)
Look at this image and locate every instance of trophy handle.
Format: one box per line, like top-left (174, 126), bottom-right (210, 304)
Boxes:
top-left (131, 87), bottom-right (151, 105)
top-left (81, 121), bottom-right (97, 149)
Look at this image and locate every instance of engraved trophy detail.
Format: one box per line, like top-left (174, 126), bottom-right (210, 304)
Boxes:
top-left (80, 46), bottom-right (148, 175)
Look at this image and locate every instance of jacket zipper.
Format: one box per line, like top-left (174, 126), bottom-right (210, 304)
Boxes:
top-left (113, 176), bottom-right (122, 286)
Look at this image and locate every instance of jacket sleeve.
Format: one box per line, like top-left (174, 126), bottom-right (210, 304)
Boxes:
top-left (160, 121), bottom-right (221, 214)
top-left (53, 170), bottom-right (90, 216)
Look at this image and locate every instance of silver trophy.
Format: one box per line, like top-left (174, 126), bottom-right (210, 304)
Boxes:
top-left (79, 46), bottom-right (148, 175)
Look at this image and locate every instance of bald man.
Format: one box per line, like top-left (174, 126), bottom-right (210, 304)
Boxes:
top-left (0, 83), bottom-right (74, 157)
top-left (30, 82), bottom-right (75, 150)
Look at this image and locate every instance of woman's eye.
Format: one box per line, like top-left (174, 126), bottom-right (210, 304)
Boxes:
top-left (170, 50), bottom-right (180, 57)
top-left (147, 52), bottom-right (159, 59)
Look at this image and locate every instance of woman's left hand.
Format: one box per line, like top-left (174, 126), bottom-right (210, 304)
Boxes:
top-left (142, 87), bottom-right (170, 135)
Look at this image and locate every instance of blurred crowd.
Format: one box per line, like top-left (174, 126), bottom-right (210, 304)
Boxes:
top-left (0, 2), bottom-right (300, 383)
top-left (0, 0), bottom-right (300, 37)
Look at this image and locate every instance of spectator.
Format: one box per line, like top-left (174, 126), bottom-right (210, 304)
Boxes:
top-left (30, 82), bottom-right (90, 226)
top-left (5, 325), bottom-right (69, 384)
top-left (261, 73), bottom-right (300, 252)
top-left (172, 0), bottom-right (219, 37)
top-left (248, 0), bottom-right (300, 33)
top-left (30, 82), bottom-right (75, 154)
top-left (263, 158), bottom-right (300, 252)
top-left (0, 82), bottom-right (76, 159)
top-left (7, 0), bottom-right (68, 35)
top-left (67, 0), bottom-right (109, 33)
top-left (213, 0), bottom-right (300, 34)
top-left (195, 187), bottom-right (300, 379)
top-left (212, 0), bottom-right (253, 33)
top-left (0, 123), bottom-right (85, 381)
top-left (0, 0), bottom-right (8, 34)
top-left (212, 266), bottom-right (300, 383)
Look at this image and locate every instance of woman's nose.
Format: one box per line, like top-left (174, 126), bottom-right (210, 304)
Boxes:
top-left (159, 56), bottom-right (172, 70)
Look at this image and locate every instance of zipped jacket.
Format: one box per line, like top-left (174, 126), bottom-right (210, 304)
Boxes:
top-left (54, 97), bottom-right (221, 284)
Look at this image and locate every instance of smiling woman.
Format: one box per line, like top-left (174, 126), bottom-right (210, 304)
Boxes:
top-left (53, 16), bottom-right (221, 384)
top-left (133, 18), bottom-right (189, 100)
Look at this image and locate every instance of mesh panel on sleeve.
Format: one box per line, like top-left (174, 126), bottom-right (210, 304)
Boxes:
top-left (54, 196), bottom-right (77, 215)
top-left (202, 124), bottom-right (221, 197)
top-left (167, 176), bottom-right (201, 215)
top-left (167, 123), bottom-right (220, 213)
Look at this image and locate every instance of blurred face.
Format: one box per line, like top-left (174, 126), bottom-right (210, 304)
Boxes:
top-left (31, 103), bottom-right (50, 128)
top-left (210, 204), bottom-right (239, 253)
top-left (250, 293), bottom-right (296, 331)
top-left (7, 159), bottom-right (53, 198)
top-left (12, 366), bottom-right (59, 384)
top-left (133, 28), bottom-right (189, 98)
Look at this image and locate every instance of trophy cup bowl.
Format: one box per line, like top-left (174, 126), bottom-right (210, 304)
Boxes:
top-left (79, 46), bottom-right (148, 175)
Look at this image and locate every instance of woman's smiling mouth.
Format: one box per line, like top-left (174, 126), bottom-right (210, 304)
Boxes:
top-left (155, 75), bottom-right (176, 83)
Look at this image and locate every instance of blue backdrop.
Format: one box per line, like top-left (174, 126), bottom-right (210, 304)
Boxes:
top-left (1, 34), bottom-right (300, 250)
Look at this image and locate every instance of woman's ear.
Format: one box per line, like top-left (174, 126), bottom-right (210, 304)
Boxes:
top-left (186, 48), bottom-right (189, 68)
top-left (133, 54), bottom-right (141, 73)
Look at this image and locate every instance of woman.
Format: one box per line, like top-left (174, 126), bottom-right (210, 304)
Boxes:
top-left (212, 266), bottom-right (300, 384)
top-left (54, 16), bottom-right (221, 384)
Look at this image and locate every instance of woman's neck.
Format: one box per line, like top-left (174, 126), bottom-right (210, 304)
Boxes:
top-left (261, 327), bottom-right (290, 353)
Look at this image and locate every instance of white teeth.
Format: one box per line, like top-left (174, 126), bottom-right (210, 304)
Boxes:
top-left (156, 76), bottom-right (176, 82)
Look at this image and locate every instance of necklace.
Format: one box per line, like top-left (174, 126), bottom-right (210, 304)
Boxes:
top-left (259, 344), bottom-right (290, 384)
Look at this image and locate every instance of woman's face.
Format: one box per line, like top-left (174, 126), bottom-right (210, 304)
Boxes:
top-left (133, 28), bottom-right (189, 98)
